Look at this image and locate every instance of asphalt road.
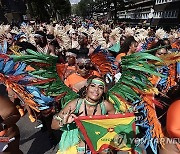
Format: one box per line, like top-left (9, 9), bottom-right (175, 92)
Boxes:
top-left (17, 113), bottom-right (59, 154)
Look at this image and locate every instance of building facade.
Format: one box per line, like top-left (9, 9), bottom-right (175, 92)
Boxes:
top-left (153, 0), bottom-right (180, 27)
top-left (117, 0), bottom-right (154, 25)
top-left (117, 0), bottom-right (180, 27)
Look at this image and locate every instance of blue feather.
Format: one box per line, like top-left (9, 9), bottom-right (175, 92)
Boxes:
top-left (39, 105), bottom-right (51, 110)
top-left (0, 59), bottom-right (4, 71)
top-left (26, 86), bottom-right (54, 107)
top-left (3, 59), bottom-right (15, 74)
top-left (13, 62), bottom-right (27, 75)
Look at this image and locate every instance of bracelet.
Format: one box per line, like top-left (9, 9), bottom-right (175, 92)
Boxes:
top-left (53, 114), bottom-right (62, 121)
top-left (53, 114), bottom-right (64, 127)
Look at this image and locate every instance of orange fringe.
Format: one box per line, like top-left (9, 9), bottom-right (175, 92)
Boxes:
top-left (0, 73), bottom-right (40, 112)
top-left (142, 94), bottom-right (164, 146)
top-left (165, 64), bottom-right (177, 92)
top-left (132, 86), bottom-right (165, 146)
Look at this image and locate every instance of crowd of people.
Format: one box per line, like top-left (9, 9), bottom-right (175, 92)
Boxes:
top-left (0, 17), bottom-right (179, 154)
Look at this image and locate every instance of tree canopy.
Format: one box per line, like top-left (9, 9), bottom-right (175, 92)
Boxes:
top-left (26, 0), bottom-right (71, 21)
top-left (76, 0), bottom-right (127, 21)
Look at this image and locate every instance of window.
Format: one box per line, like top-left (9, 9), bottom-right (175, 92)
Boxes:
top-left (154, 10), bottom-right (178, 19)
top-left (156, 0), bottom-right (173, 4)
top-left (163, 10), bottom-right (178, 18)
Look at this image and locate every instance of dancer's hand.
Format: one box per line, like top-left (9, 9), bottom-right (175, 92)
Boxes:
top-left (62, 107), bottom-right (77, 124)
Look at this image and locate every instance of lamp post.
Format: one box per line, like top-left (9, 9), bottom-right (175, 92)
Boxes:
top-left (148, 8), bottom-right (154, 27)
top-left (110, 2), bottom-right (114, 20)
top-left (87, 3), bottom-right (90, 18)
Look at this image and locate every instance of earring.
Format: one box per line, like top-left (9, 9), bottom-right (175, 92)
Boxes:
top-left (82, 89), bottom-right (86, 98)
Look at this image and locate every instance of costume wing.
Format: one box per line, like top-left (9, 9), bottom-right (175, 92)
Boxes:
top-left (10, 49), bottom-right (78, 108)
top-left (153, 52), bottom-right (180, 66)
top-left (0, 54), bottom-right (40, 112)
top-left (107, 52), bottom-right (163, 110)
top-left (107, 51), bottom-right (165, 154)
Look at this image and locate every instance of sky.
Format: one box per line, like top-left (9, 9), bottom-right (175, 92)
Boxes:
top-left (70, 0), bottom-right (80, 4)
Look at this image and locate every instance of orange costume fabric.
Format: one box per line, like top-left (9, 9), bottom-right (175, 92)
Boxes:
top-left (64, 71), bottom-right (100, 92)
top-left (167, 100), bottom-right (180, 138)
top-left (116, 53), bottom-right (126, 62)
top-left (25, 65), bottom-right (35, 71)
top-left (149, 75), bottom-right (160, 86)
top-left (166, 64), bottom-right (177, 89)
top-left (171, 41), bottom-right (180, 50)
top-left (56, 64), bottom-right (76, 81)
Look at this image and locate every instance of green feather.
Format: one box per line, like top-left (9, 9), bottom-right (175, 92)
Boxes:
top-left (142, 45), bottom-right (168, 53)
top-left (124, 65), bottom-right (164, 77)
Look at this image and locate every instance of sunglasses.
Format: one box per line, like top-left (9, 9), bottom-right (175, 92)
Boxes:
top-left (77, 63), bottom-right (91, 70)
top-left (72, 33), bottom-right (78, 36)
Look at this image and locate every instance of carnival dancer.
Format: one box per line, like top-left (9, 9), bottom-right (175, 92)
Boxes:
top-left (1, 22), bottom-right (172, 154)
top-left (64, 54), bottom-right (100, 92)
top-left (34, 31), bottom-right (48, 54)
top-left (116, 36), bottom-right (138, 62)
top-left (52, 76), bottom-right (115, 154)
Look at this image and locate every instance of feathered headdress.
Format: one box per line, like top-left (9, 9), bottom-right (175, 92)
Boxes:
top-left (54, 25), bottom-right (71, 50)
top-left (109, 28), bottom-right (121, 44)
top-left (0, 25), bottom-right (11, 35)
top-left (91, 30), bottom-right (106, 48)
top-left (46, 24), bottom-right (54, 34)
top-left (124, 27), bottom-right (135, 37)
top-left (134, 28), bottom-right (148, 43)
top-left (10, 26), bottom-right (20, 35)
top-left (78, 26), bottom-right (88, 34)
top-left (155, 28), bottom-right (168, 39)
top-left (88, 27), bottom-right (96, 35)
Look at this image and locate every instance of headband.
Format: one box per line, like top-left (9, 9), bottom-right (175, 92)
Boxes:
top-left (34, 34), bottom-right (44, 38)
top-left (65, 52), bottom-right (77, 57)
top-left (76, 58), bottom-right (90, 64)
top-left (89, 79), bottom-right (105, 87)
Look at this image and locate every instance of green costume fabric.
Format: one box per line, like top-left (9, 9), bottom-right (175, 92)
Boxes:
top-left (108, 42), bottom-right (121, 53)
top-left (59, 98), bottom-right (107, 152)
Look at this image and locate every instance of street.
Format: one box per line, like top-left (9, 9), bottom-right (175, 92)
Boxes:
top-left (17, 114), bottom-right (58, 154)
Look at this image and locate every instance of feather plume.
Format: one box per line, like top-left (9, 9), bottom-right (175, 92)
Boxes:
top-left (155, 29), bottom-right (168, 39)
top-left (143, 94), bottom-right (164, 139)
top-left (109, 28), bottom-right (121, 43)
top-left (90, 52), bottom-right (113, 75)
top-left (154, 52), bottom-right (180, 66)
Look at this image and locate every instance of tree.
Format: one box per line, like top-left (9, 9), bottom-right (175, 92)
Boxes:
top-left (76, 0), bottom-right (94, 18)
top-left (25, 0), bottom-right (71, 21)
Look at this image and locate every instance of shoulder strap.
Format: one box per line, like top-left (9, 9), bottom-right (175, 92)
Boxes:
top-left (74, 98), bottom-right (83, 114)
top-left (100, 101), bottom-right (107, 115)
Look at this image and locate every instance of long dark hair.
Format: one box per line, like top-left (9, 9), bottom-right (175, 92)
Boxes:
top-left (150, 39), bottom-right (171, 55)
top-left (119, 36), bottom-right (136, 54)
